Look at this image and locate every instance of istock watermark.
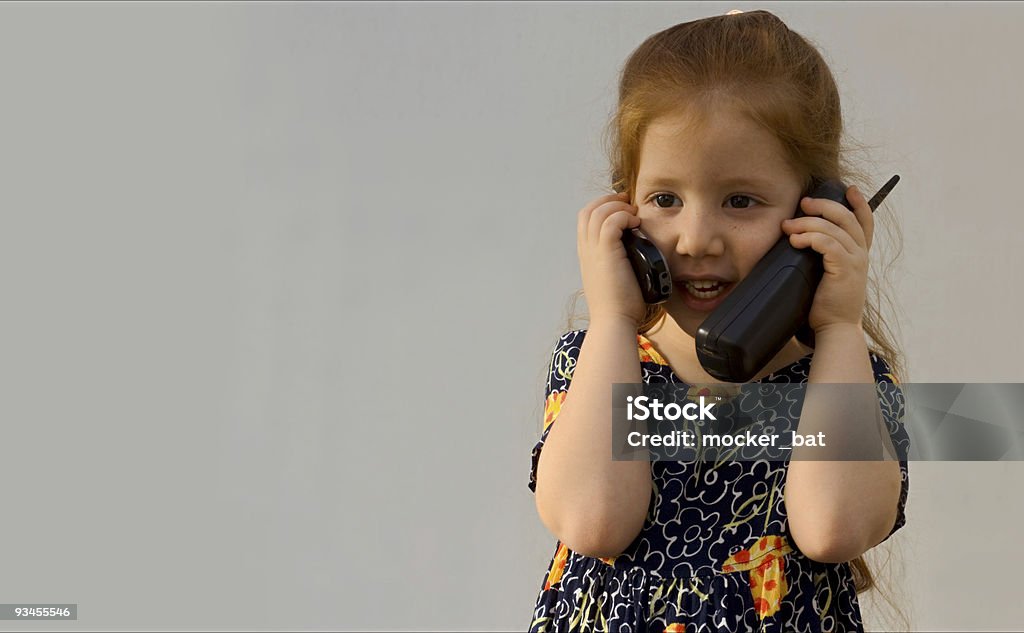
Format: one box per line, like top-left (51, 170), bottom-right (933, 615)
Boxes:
top-left (610, 382), bottom-right (1024, 462)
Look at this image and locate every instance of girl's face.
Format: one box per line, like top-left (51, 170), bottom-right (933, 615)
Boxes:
top-left (633, 108), bottom-right (806, 337)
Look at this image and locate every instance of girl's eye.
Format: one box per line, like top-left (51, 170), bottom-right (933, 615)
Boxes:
top-left (727, 195), bottom-right (757, 209)
top-left (648, 193), bottom-right (760, 209)
top-left (651, 193), bottom-right (679, 208)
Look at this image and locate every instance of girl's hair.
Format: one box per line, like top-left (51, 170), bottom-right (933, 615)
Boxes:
top-left (566, 9), bottom-right (908, 629)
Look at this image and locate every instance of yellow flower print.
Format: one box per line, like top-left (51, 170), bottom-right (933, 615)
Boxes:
top-left (554, 349), bottom-right (577, 381)
top-left (545, 542), bottom-right (569, 590)
top-left (637, 334), bottom-right (668, 365)
top-left (543, 391), bottom-right (567, 432)
top-left (663, 623), bottom-right (686, 633)
top-left (721, 535), bottom-right (793, 619)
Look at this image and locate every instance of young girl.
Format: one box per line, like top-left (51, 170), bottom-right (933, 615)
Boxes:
top-left (528, 10), bottom-right (910, 633)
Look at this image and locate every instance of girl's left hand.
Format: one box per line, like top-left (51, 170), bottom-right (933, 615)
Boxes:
top-left (780, 185), bottom-right (872, 334)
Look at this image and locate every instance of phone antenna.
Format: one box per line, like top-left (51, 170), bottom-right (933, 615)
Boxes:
top-left (868, 174), bottom-right (900, 211)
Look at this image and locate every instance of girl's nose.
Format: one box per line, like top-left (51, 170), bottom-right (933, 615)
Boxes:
top-left (673, 206), bottom-right (725, 258)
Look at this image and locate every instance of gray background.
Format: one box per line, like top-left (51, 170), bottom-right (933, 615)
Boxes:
top-left (1, 1), bottom-right (1021, 630)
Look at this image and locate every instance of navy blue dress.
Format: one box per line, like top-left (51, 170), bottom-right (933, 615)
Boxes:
top-left (528, 329), bottom-right (909, 633)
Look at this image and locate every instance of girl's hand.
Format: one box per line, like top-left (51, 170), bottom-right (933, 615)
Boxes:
top-left (781, 185), bottom-right (873, 334)
top-left (577, 192), bottom-right (646, 326)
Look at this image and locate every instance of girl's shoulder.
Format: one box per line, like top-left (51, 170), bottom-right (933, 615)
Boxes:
top-left (547, 328), bottom-right (667, 366)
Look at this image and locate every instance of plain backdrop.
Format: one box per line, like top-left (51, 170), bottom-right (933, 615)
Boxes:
top-left (1, 1), bottom-right (1022, 631)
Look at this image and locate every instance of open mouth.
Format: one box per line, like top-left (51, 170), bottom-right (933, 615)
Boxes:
top-left (680, 280), bottom-right (732, 300)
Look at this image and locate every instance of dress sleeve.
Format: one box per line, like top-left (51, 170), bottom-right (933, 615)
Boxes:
top-left (528, 329), bottom-right (587, 494)
top-left (870, 352), bottom-right (910, 542)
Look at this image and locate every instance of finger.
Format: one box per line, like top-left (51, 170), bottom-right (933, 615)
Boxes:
top-left (578, 193), bottom-right (630, 245)
top-left (847, 185), bottom-right (875, 250)
top-left (599, 209), bottom-right (643, 246)
top-left (798, 195), bottom-right (867, 249)
top-left (788, 231), bottom-right (852, 265)
top-left (782, 216), bottom-right (858, 256)
top-left (589, 201), bottom-right (636, 245)
top-left (590, 202), bottom-right (634, 245)
top-left (591, 191), bottom-right (631, 210)
top-left (578, 206), bottom-right (592, 253)
top-left (584, 192), bottom-right (631, 217)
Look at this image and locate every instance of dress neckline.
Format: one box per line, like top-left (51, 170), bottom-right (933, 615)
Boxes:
top-left (635, 332), bottom-right (812, 384)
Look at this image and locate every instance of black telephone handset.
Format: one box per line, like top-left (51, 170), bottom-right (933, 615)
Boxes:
top-left (620, 175), bottom-right (900, 383)
top-left (621, 227), bottom-right (673, 304)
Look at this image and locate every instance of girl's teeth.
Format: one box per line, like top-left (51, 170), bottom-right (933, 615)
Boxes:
top-left (685, 281), bottom-right (726, 298)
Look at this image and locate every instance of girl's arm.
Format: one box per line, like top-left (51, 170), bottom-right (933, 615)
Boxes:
top-left (534, 316), bottom-right (652, 559)
top-left (784, 322), bottom-right (902, 563)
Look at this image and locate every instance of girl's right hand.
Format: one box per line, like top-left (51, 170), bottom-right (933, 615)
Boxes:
top-left (577, 192), bottom-right (647, 327)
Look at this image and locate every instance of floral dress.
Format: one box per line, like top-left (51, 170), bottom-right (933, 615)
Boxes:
top-left (527, 329), bottom-right (909, 633)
